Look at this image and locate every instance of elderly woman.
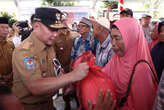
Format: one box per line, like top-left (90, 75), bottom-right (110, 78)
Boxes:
top-left (103, 18), bottom-right (158, 110)
top-left (148, 22), bottom-right (160, 51)
top-left (151, 21), bottom-right (164, 80)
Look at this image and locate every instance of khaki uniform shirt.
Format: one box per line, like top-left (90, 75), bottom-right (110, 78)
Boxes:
top-left (12, 33), bottom-right (56, 110)
top-left (54, 30), bottom-right (80, 73)
top-left (0, 40), bottom-right (14, 87)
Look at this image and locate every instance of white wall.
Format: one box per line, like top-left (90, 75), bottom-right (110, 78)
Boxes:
top-left (0, 0), bottom-right (42, 20)
top-left (0, 0), bottom-right (18, 17)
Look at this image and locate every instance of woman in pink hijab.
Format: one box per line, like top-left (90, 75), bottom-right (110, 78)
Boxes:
top-left (148, 22), bottom-right (160, 51)
top-left (103, 18), bottom-right (158, 110)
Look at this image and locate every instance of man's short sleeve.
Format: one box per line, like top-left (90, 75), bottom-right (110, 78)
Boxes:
top-left (12, 48), bottom-right (42, 86)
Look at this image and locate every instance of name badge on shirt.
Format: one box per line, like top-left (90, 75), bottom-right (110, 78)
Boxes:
top-left (24, 57), bottom-right (35, 70)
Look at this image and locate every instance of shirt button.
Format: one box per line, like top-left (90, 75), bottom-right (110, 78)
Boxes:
top-left (60, 47), bottom-right (63, 50)
top-left (42, 72), bottom-right (47, 77)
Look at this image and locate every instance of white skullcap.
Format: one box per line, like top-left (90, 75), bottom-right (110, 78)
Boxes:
top-left (96, 17), bottom-right (110, 29)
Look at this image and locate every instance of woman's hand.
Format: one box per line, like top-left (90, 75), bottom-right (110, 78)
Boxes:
top-left (88, 90), bottom-right (116, 110)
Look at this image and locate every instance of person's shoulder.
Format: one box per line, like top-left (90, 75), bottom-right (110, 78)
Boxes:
top-left (20, 37), bottom-right (33, 48)
top-left (14, 38), bottom-right (33, 56)
top-left (69, 30), bottom-right (80, 38)
top-left (151, 43), bottom-right (161, 53)
top-left (73, 34), bottom-right (81, 41)
top-left (6, 40), bottom-right (14, 49)
top-left (134, 60), bottom-right (155, 75)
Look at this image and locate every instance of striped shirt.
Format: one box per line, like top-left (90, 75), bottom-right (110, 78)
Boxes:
top-left (95, 35), bottom-right (113, 67)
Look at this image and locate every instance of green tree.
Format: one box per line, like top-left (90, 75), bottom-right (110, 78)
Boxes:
top-left (42, 0), bottom-right (76, 6)
top-left (101, 1), bottom-right (118, 8)
top-left (143, 0), bottom-right (161, 18)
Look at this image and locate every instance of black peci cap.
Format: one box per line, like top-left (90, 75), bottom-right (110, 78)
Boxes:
top-left (120, 8), bottom-right (133, 17)
top-left (33, 7), bottom-right (65, 30)
top-left (16, 21), bottom-right (28, 28)
top-left (0, 17), bottom-right (9, 24)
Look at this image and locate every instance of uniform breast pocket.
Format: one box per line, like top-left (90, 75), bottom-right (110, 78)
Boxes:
top-left (39, 58), bottom-right (48, 77)
top-left (7, 48), bottom-right (14, 57)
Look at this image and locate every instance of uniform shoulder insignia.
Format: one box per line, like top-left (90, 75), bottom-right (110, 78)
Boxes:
top-left (22, 42), bottom-right (33, 50)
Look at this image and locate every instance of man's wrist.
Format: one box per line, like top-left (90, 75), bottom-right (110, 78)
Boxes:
top-left (64, 71), bottom-right (77, 83)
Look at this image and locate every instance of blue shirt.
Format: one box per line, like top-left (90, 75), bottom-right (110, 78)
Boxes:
top-left (71, 32), bottom-right (98, 60)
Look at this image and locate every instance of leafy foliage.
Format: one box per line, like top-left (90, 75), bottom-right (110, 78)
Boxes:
top-left (101, 1), bottom-right (118, 8)
top-left (0, 11), bottom-right (17, 27)
top-left (42, 0), bottom-right (75, 6)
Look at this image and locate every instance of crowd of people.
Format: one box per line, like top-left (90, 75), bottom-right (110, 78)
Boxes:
top-left (0, 5), bottom-right (164, 110)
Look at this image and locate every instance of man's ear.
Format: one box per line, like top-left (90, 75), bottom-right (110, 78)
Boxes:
top-left (32, 22), bottom-right (40, 30)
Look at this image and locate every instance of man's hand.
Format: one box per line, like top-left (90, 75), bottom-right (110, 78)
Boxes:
top-left (88, 90), bottom-right (116, 110)
top-left (71, 62), bottom-right (89, 82)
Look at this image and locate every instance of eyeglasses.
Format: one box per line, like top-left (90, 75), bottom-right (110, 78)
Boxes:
top-left (52, 58), bottom-right (61, 76)
top-left (77, 24), bottom-right (88, 28)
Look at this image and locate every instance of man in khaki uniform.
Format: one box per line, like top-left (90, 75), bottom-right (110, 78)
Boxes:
top-left (54, 14), bottom-right (80, 73)
top-left (0, 17), bottom-right (14, 88)
top-left (53, 24), bottom-right (80, 110)
top-left (54, 29), bottom-right (75, 73)
top-left (12, 7), bottom-right (89, 110)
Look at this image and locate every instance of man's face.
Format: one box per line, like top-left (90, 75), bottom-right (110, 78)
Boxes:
top-left (37, 23), bottom-right (58, 46)
top-left (0, 24), bottom-right (9, 40)
top-left (159, 25), bottom-right (164, 42)
top-left (58, 29), bottom-right (68, 36)
top-left (13, 24), bottom-right (21, 35)
top-left (142, 17), bottom-right (151, 26)
top-left (77, 23), bottom-right (90, 36)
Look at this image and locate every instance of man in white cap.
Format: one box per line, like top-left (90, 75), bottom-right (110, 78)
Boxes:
top-left (90, 18), bottom-right (113, 67)
top-left (141, 13), bottom-right (153, 43)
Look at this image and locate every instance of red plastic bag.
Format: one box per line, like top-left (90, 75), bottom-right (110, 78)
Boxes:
top-left (73, 52), bottom-right (116, 110)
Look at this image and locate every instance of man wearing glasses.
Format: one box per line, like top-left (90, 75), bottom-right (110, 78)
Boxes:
top-left (71, 17), bottom-right (99, 66)
top-left (12, 7), bottom-right (89, 110)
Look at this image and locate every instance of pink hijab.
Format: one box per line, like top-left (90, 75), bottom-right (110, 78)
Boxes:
top-left (103, 18), bottom-right (156, 99)
top-left (148, 22), bottom-right (160, 51)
